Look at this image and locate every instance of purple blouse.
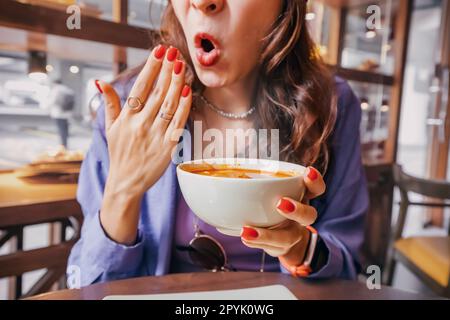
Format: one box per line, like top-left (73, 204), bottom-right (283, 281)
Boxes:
top-left (67, 76), bottom-right (369, 287)
top-left (171, 193), bottom-right (280, 273)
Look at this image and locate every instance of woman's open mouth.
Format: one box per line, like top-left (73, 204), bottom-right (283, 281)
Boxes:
top-left (194, 33), bottom-right (221, 67)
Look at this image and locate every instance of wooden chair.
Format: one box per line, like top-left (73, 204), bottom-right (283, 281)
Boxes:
top-left (384, 164), bottom-right (450, 297)
top-left (0, 200), bottom-right (82, 299)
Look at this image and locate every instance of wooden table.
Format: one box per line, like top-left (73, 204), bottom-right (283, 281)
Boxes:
top-left (0, 170), bottom-right (83, 299)
top-left (29, 272), bottom-right (435, 300)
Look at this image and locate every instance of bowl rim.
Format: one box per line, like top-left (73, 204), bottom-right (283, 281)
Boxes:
top-left (176, 158), bottom-right (305, 182)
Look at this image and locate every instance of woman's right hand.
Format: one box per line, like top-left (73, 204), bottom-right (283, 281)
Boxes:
top-left (96, 45), bottom-right (192, 245)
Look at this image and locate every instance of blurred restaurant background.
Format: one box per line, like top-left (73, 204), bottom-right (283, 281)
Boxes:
top-left (0, 0), bottom-right (449, 299)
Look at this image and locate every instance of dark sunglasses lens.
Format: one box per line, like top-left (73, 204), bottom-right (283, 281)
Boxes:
top-left (188, 236), bottom-right (226, 270)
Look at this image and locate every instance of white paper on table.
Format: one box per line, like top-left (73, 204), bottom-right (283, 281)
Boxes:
top-left (103, 284), bottom-right (298, 300)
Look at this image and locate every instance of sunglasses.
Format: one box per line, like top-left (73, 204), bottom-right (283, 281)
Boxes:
top-left (176, 231), bottom-right (236, 272)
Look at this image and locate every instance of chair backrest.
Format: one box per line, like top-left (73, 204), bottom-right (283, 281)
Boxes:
top-left (392, 164), bottom-right (450, 200)
top-left (390, 164), bottom-right (450, 295)
top-left (0, 201), bottom-right (82, 299)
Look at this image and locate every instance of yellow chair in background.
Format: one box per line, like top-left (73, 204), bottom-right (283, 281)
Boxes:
top-left (384, 164), bottom-right (450, 298)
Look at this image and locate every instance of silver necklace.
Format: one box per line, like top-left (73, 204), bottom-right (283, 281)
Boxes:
top-left (199, 94), bottom-right (256, 119)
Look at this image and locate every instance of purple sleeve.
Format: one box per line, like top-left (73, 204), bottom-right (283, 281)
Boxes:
top-left (281, 78), bottom-right (369, 279)
top-left (67, 102), bottom-right (146, 287)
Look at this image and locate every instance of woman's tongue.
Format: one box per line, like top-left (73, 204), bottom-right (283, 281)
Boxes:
top-left (196, 39), bottom-right (220, 66)
top-left (197, 48), bottom-right (218, 66)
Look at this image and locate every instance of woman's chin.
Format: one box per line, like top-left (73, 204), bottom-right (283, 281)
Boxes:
top-left (195, 69), bottom-right (229, 88)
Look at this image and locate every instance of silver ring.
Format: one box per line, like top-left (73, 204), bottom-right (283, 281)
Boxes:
top-left (159, 111), bottom-right (174, 121)
top-left (126, 96), bottom-right (144, 111)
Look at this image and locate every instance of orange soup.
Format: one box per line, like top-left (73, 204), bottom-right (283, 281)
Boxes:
top-left (180, 163), bottom-right (296, 179)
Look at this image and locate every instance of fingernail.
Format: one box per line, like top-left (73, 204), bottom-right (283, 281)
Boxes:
top-left (277, 198), bottom-right (295, 213)
top-left (307, 167), bottom-right (318, 181)
top-left (182, 85), bottom-right (191, 97)
top-left (94, 80), bottom-right (103, 94)
top-left (174, 60), bottom-right (184, 75)
top-left (167, 47), bottom-right (178, 62)
top-left (154, 44), bottom-right (166, 59)
top-left (241, 227), bottom-right (258, 240)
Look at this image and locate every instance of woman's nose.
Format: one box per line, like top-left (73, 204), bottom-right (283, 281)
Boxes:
top-left (191, 0), bottom-right (223, 14)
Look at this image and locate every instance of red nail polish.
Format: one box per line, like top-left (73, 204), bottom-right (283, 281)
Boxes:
top-left (241, 227), bottom-right (258, 239)
top-left (174, 60), bottom-right (184, 75)
top-left (94, 80), bottom-right (103, 94)
top-left (277, 198), bottom-right (295, 213)
top-left (154, 45), bottom-right (166, 59)
top-left (182, 85), bottom-right (191, 97)
top-left (167, 47), bottom-right (178, 62)
top-left (307, 167), bottom-right (318, 181)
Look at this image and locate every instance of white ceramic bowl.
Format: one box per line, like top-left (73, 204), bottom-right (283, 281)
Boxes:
top-left (176, 158), bottom-right (306, 236)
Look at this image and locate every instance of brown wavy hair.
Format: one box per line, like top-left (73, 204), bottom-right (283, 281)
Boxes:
top-left (122, 0), bottom-right (337, 172)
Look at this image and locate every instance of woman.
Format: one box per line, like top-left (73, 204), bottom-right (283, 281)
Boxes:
top-left (68, 0), bottom-right (368, 287)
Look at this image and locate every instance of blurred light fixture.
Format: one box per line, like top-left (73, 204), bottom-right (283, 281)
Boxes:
top-left (305, 12), bottom-right (315, 21)
top-left (129, 11), bottom-right (137, 19)
top-left (28, 72), bottom-right (48, 81)
top-left (46, 64), bottom-right (54, 72)
top-left (360, 98), bottom-right (369, 110)
top-left (70, 65), bottom-right (80, 74)
top-left (365, 30), bottom-right (377, 39)
top-left (380, 100), bottom-right (389, 112)
top-left (28, 50), bottom-right (48, 81)
top-left (429, 86), bottom-right (440, 93)
top-left (429, 77), bottom-right (440, 93)
top-left (318, 45), bottom-right (328, 57)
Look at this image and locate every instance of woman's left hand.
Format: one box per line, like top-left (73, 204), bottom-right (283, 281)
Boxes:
top-left (241, 167), bottom-right (326, 265)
